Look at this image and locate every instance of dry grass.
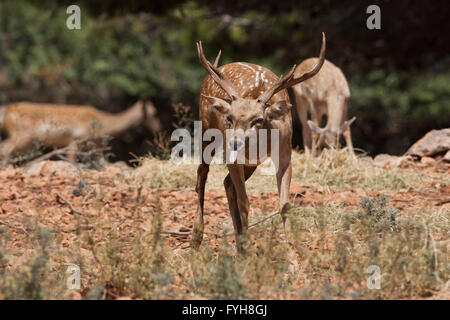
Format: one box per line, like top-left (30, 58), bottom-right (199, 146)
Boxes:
top-left (291, 148), bottom-right (444, 191)
top-left (0, 149), bottom-right (448, 300)
top-left (134, 149), bottom-right (446, 192)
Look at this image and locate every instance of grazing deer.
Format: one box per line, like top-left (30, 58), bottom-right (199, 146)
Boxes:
top-left (291, 58), bottom-right (355, 155)
top-left (192, 34), bottom-right (326, 251)
top-left (0, 100), bottom-right (161, 159)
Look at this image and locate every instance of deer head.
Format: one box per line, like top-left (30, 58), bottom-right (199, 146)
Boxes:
top-left (198, 33), bottom-right (326, 159)
top-left (131, 100), bottom-right (162, 134)
top-left (307, 116), bottom-right (356, 149)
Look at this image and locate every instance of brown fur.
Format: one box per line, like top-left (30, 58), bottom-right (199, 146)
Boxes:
top-left (292, 58), bottom-right (355, 155)
top-left (192, 35), bottom-right (326, 252)
top-left (0, 101), bottom-right (161, 159)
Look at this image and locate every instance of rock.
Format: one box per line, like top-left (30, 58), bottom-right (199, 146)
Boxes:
top-left (102, 161), bottom-right (132, 177)
top-left (358, 156), bottom-right (374, 166)
top-left (407, 128), bottom-right (450, 157)
top-left (444, 150), bottom-right (450, 162)
top-left (421, 156), bottom-right (435, 164)
top-left (23, 160), bottom-right (79, 176)
top-left (373, 154), bottom-right (411, 168)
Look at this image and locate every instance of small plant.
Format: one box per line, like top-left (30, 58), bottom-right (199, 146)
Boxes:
top-left (0, 220), bottom-right (65, 299)
top-left (76, 121), bottom-right (113, 169)
top-left (147, 103), bottom-right (194, 161)
top-left (358, 194), bottom-right (398, 232)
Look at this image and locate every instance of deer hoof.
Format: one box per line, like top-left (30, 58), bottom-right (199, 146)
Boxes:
top-left (190, 224), bottom-right (204, 249)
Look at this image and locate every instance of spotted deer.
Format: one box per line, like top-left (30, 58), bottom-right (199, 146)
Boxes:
top-left (0, 100), bottom-right (161, 159)
top-left (292, 58), bottom-right (355, 155)
top-left (192, 33), bottom-right (326, 251)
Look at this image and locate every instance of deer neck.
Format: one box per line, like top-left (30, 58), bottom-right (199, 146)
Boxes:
top-left (100, 103), bottom-right (144, 137)
top-left (327, 98), bottom-right (344, 133)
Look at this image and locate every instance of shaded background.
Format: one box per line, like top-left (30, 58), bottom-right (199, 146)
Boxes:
top-left (0, 0), bottom-right (449, 162)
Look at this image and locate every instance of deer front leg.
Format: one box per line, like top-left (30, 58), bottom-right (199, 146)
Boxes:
top-left (295, 95), bottom-right (312, 154)
top-left (228, 164), bottom-right (249, 228)
top-left (0, 138), bottom-right (16, 160)
top-left (343, 127), bottom-right (354, 155)
top-left (276, 155), bottom-right (292, 230)
top-left (309, 103), bottom-right (320, 157)
top-left (224, 165), bottom-right (256, 252)
top-left (227, 164), bottom-right (253, 252)
top-left (0, 136), bottom-right (35, 160)
top-left (191, 163), bottom-right (209, 249)
top-left (65, 142), bottom-right (80, 162)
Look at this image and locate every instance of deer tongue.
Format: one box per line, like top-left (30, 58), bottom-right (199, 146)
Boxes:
top-left (229, 150), bottom-right (238, 163)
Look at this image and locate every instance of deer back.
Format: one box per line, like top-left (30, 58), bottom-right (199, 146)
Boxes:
top-left (293, 58), bottom-right (350, 101)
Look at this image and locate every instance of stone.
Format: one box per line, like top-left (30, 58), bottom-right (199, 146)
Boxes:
top-left (407, 128), bottom-right (450, 158)
top-left (23, 160), bottom-right (79, 176)
top-left (373, 154), bottom-right (411, 168)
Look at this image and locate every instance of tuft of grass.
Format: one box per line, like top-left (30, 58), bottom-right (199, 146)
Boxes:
top-left (288, 196), bottom-right (448, 299)
top-left (291, 148), bottom-right (445, 191)
top-left (0, 220), bottom-right (66, 299)
top-left (132, 148), bottom-right (445, 192)
top-left (0, 148), bottom-right (447, 300)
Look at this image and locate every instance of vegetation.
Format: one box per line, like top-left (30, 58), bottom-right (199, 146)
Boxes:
top-left (0, 151), bottom-right (448, 299)
top-left (0, 0), bottom-right (447, 301)
top-left (1, 1), bottom-right (448, 159)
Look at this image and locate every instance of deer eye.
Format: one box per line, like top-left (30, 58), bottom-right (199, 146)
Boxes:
top-left (226, 116), bottom-right (233, 126)
top-left (251, 117), bottom-right (264, 127)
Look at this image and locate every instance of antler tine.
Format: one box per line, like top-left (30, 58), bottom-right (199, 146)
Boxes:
top-left (213, 49), bottom-right (221, 68)
top-left (257, 65), bottom-right (297, 104)
top-left (197, 41), bottom-right (240, 100)
top-left (258, 32), bottom-right (327, 104)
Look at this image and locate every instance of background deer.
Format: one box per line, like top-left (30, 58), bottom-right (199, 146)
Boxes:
top-left (292, 58), bottom-right (355, 155)
top-left (192, 34), bottom-right (326, 251)
top-left (0, 100), bottom-right (161, 160)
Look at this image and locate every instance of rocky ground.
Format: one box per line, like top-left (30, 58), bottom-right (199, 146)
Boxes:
top-left (0, 150), bottom-right (448, 299)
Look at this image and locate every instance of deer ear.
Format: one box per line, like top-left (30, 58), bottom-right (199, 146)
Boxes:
top-left (264, 101), bottom-right (292, 120)
top-left (339, 116), bottom-right (356, 133)
top-left (307, 120), bottom-right (325, 134)
top-left (202, 95), bottom-right (230, 114)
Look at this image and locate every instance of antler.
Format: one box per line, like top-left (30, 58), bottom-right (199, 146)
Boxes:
top-left (213, 50), bottom-right (221, 68)
top-left (197, 41), bottom-right (240, 100)
top-left (258, 32), bottom-right (326, 104)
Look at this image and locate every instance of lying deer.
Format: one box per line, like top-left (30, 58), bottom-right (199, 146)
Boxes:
top-left (0, 100), bottom-right (161, 159)
top-left (192, 34), bottom-right (326, 251)
top-left (291, 58), bottom-right (355, 155)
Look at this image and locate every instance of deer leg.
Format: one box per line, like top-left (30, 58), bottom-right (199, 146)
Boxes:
top-left (310, 108), bottom-right (320, 157)
top-left (191, 163), bottom-right (210, 249)
top-left (0, 135), bottom-right (36, 160)
top-left (276, 155), bottom-right (292, 230)
top-left (295, 95), bottom-right (312, 154)
top-left (0, 138), bottom-right (17, 159)
top-left (224, 173), bottom-right (243, 251)
top-left (227, 164), bottom-right (255, 252)
top-left (66, 142), bottom-right (79, 162)
top-left (341, 98), bottom-right (355, 156)
top-left (343, 127), bottom-right (354, 155)
top-left (224, 165), bottom-right (256, 252)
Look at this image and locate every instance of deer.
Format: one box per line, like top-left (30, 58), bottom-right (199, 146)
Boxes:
top-left (192, 33), bottom-right (326, 252)
top-left (0, 100), bottom-right (161, 160)
top-left (291, 58), bottom-right (355, 156)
